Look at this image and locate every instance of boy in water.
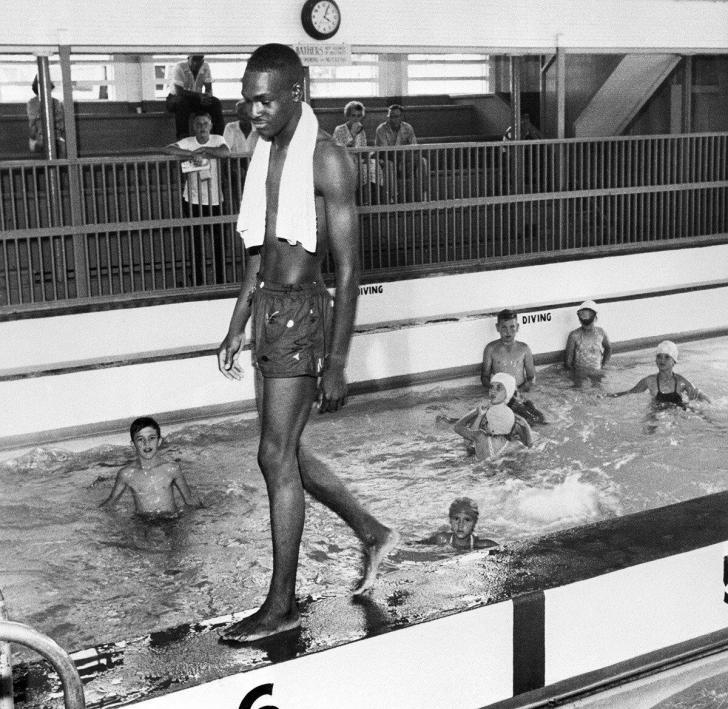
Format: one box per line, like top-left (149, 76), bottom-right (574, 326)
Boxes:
top-left (420, 497), bottom-right (498, 551)
top-left (100, 417), bottom-right (203, 518)
top-left (564, 300), bottom-right (612, 383)
top-left (481, 309), bottom-right (545, 424)
top-left (454, 373), bottom-right (533, 460)
top-left (610, 340), bottom-right (710, 406)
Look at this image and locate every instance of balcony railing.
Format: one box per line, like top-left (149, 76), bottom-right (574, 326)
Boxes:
top-left (1, 133), bottom-right (727, 313)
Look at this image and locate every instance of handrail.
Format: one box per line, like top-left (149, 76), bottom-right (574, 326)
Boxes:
top-left (0, 591), bottom-right (11, 709)
top-left (0, 621), bottom-right (85, 709)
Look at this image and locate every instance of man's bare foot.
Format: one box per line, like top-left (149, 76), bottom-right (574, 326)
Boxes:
top-left (218, 608), bottom-right (301, 644)
top-left (353, 528), bottom-right (400, 595)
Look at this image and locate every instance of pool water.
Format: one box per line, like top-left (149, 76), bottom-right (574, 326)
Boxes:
top-left (1, 336), bottom-right (727, 654)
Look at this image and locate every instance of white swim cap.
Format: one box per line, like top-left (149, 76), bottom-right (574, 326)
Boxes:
top-left (490, 372), bottom-right (517, 402)
top-left (577, 299), bottom-right (598, 314)
top-left (656, 340), bottom-right (678, 363)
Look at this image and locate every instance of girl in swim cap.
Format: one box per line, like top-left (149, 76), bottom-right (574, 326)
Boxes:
top-left (452, 373), bottom-right (533, 460)
top-left (419, 497), bottom-right (498, 551)
top-left (610, 340), bottom-right (710, 406)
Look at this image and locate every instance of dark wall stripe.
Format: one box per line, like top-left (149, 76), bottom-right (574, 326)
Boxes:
top-left (513, 591), bottom-right (546, 695)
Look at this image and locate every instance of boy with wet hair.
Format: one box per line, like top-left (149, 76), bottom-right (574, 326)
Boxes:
top-left (420, 497), bottom-right (498, 551)
top-left (610, 340), bottom-right (710, 405)
top-left (564, 299), bottom-right (612, 382)
top-left (482, 308), bottom-right (545, 424)
top-left (100, 417), bottom-right (203, 517)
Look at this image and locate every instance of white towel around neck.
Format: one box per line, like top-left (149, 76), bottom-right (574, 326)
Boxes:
top-left (236, 101), bottom-right (319, 253)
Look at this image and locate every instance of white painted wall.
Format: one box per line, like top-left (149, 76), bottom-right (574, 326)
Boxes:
top-left (4, 1), bottom-right (728, 51)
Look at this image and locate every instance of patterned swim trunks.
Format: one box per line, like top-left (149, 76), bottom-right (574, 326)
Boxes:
top-left (250, 278), bottom-right (334, 378)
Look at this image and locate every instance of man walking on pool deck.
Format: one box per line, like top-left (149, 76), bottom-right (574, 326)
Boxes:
top-left (217, 43), bottom-right (398, 643)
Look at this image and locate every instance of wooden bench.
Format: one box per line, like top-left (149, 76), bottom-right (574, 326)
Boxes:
top-left (0, 96), bottom-right (492, 159)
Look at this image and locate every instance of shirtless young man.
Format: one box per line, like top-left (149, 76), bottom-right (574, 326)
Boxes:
top-left (100, 417), bottom-right (202, 517)
top-left (216, 44), bottom-right (398, 643)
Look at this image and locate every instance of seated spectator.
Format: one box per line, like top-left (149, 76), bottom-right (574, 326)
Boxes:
top-left (161, 113), bottom-right (230, 284)
top-left (333, 100), bottom-right (368, 148)
top-left (27, 76), bottom-right (66, 157)
top-left (503, 112), bottom-right (544, 141)
top-left (374, 104), bottom-right (427, 201)
top-left (165, 55), bottom-right (225, 140)
top-left (223, 99), bottom-right (259, 154)
top-left (333, 101), bottom-right (381, 200)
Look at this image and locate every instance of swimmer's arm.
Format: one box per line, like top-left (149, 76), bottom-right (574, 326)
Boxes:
top-left (564, 331), bottom-right (577, 369)
top-left (99, 469), bottom-right (130, 507)
top-left (680, 376), bottom-right (711, 403)
top-left (610, 377), bottom-right (649, 397)
top-left (473, 536), bottom-right (499, 550)
top-left (317, 141), bottom-right (360, 412)
top-left (522, 347), bottom-right (536, 391)
top-left (601, 331), bottom-right (612, 367)
top-left (453, 409), bottom-right (480, 441)
top-left (218, 251), bottom-right (260, 379)
top-left (481, 344), bottom-right (495, 387)
top-left (513, 415), bottom-right (534, 447)
top-left (171, 471), bottom-right (204, 508)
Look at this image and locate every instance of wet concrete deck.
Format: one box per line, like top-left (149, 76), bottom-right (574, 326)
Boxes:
top-left (13, 490), bottom-right (728, 708)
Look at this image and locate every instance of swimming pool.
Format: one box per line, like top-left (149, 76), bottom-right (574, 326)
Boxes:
top-left (2, 335), bottom-right (727, 661)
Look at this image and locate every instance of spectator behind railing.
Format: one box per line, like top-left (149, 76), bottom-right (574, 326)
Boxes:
top-left (223, 99), bottom-right (259, 154)
top-left (165, 54), bottom-right (225, 140)
top-left (375, 104), bottom-right (428, 201)
top-left (161, 112), bottom-right (230, 284)
top-left (27, 76), bottom-right (66, 158)
top-left (332, 101), bottom-right (382, 202)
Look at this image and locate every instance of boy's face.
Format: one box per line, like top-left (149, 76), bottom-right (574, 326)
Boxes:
top-left (488, 381), bottom-right (508, 405)
top-left (496, 317), bottom-right (518, 343)
top-left (132, 426), bottom-right (162, 462)
top-left (450, 511), bottom-right (477, 539)
top-left (655, 353), bottom-right (675, 371)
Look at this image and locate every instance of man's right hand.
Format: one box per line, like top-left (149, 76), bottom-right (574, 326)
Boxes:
top-left (217, 332), bottom-right (246, 380)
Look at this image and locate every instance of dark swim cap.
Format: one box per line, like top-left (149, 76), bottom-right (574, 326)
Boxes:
top-left (449, 497), bottom-right (479, 519)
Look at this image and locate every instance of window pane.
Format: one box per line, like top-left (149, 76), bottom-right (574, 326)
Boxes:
top-left (407, 53), bottom-right (490, 95)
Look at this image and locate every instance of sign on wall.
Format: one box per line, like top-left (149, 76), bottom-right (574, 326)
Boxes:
top-left (294, 43), bottom-right (352, 65)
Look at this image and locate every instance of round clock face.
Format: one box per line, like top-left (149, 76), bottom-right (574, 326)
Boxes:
top-left (302, 0), bottom-right (341, 40)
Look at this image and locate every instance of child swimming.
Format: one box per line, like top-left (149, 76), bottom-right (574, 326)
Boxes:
top-left (419, 497), bottom-right (498, 551)
top-left (453, 372), bottom-right (533, 460)
top-left (610, 340), bottom-right (710, 406)
top-left (100, 416), bottom-right (204, 518)
top-left (564, 299), bottom-right (612, 383)
top-left (481, 308), bottom-right (546, 424)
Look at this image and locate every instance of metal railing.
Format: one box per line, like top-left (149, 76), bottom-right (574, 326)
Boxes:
top-left (1, 133), bottom-right (727, 312)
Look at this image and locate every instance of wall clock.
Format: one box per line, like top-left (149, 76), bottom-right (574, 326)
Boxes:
top-left (301, 0), bottom-right (341, 40)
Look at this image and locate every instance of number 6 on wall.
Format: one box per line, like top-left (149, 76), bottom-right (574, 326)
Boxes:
top-left (240, 682), bottom-right (278, 709)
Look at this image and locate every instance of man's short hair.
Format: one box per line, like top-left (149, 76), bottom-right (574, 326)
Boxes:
top-left (497, 308), bottom-right (519, 323)
top-left (130, 416), bottom-right (160, 440)
top-left (192, 112), bottom-right (212, 124)
top-left (387, 104), bottom-right (404, 115)
top-left (344, 100), bottom-right (365, 118)
top-left (245, 43), bottom-right (304, 87)
top-left (189, 54), bottom-right (205, 61)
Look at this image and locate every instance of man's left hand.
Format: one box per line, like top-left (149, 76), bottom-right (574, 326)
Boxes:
top-left (317, 366), bottom-right (347, 413)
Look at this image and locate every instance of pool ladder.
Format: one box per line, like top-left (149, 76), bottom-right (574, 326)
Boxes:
top-left (0, 589), bottom-right (85, 709)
